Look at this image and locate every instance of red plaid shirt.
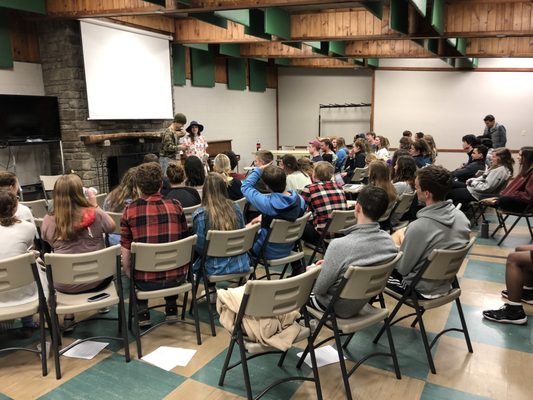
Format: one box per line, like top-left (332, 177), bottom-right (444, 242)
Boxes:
top-left (121, 193), bottom-right (189, 281)
top-left (300, 181), bottom-right (348, 233)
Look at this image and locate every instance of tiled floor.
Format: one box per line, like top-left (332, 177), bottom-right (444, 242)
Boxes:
top-left (1, 214), bottom-right (532, 399)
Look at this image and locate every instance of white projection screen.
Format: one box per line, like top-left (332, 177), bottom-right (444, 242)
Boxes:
top-left (80, 20), bottom-right (173, 120)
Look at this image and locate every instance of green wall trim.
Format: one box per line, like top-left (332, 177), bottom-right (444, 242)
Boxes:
top-left (172, 44), bottom-right (186, 86)
top-left (191, 48), bottom-right (215, 88)
top-left (219, 43), bottom-right (241, 57)
top-left (195, 12), bottom-right (228, 29)
top-left (0, 0), bottom-right (46, 14)
top-left (227, 58), bottom-right (246, 90)
top-left (431, 0), bottom-right (445, 35)
top-left (367, 58), bottom-right (379, 67)
top-left (183, 43), bottom-right (210, 51)
top-left (390, 0), bottom-right (409, 35)
top-left (0, 10), bottom-right (13, 69)
top-left (329, 41), bottom-right (346, 56)
top-left (274, 58), bottom-right (290, 66)
top-left (215, 10), bottom-right (250, 27)
top-left (409, 0), bottom-right (427, 17)
top-left (249, 59), bottom-right (266, 92)
top-left (245, 9), bottom-right (271, 40)
top-left (265, 8), bottom-right (290, 40)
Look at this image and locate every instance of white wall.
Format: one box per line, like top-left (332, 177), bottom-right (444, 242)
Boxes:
top-left (174, 81), bottom-right (277, 168)
top-left (0, 62), bottom-right (50, 185)
top-left (278, 68), bottom-right (372, 146)
top-left (374, 69), bottom-right (533, 169)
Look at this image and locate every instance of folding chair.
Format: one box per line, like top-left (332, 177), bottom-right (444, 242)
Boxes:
top-left (44, 245), bottom-right (130, 379)
top-left (254, 212), bottom-right (311, 280)
top-left (297, 252), bottom-right (403, 400)
top-left (129, 235), bottom-right (200, 358)
top-left (377, 199), bottom-right (399, 232)
top-left (374, 237), bottom-right (476, 374)
top-left (491, 204), bottom-right (533, 246)
top-left (218, 267), bottom-right (323, 400)
top-left (0, 253), bottom-right (50, 376)
top-left (350, 167), bottom-right (368, 183)
top-left (104, 211), bottom-right (122, 247)
top-left (20, 199), bottom-right (49, 219)
top-left (233, 197), bottom-right (247, 214)
top-left (194, 224), bottom-right (260, 337)
top-left (307, 209), bottom-right (357, 265)
top-left (39, 175), bottom-right (61, 202)
top-left (183, 204), bottom-right (201, 231)
top-left (389, 192), bottom-right (416, 233)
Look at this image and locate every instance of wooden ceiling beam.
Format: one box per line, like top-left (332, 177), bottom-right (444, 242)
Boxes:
top-left (110, 15), bottom-right (176, 34)
top-left (466, 37), bottom-right (533, 57)
top-left (240, 42), bottom-right (320, 58)
top-left (175, 18), bottom-right (265, 43)
top-left (288, 58), bottom-right (362, 68)
top-left (345, 39), bottom-right (433, 58)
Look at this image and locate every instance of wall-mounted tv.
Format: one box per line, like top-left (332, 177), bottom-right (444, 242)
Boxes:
top-left (0, 94), bottom-right (61, 143)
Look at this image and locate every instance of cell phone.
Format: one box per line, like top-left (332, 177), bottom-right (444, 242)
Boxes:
top-left (87, 292), bottom-right (110, 302)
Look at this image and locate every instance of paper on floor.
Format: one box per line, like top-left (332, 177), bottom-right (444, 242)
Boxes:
top-left (63, 340), bottom-right (109, 360)
top-left (297, 345), bottom-right (345, 368)
top-left (142, 346), bottom-right (197, 371)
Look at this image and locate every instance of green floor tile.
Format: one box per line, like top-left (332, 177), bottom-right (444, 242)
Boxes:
top-left (192, 347), bottom-right (311, 400)
top-left (38, 354), bottom-right (185, 400)
top-left (445, 303), bottom-right (533, 353)
top-left (421, 382), bottom-right (492, 400)
top-left (462, 259), bottom-right (505, 284)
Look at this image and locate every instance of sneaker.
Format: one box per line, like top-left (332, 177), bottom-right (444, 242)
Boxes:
top-left (138, 310), bottom-right (151, 328)
top-left (165, 306), bottom-right (179, 324)
top-left (501, 289), bottom-right (533, 305)
top-left (482, 304), bottom-right (528, 325)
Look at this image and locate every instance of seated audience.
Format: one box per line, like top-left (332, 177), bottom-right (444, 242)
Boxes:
top-left (281, 154), bottom-right (312, 192)
top-left (415, 132), bottom-right (425, 140)
top-left (0, 171), bottom-right (35, 223)
top-left (297, 157), bottom-right (314, 179)
top-left (483, 244), bottom-right (533, 325)
top-left (448, 148), bottom-right (514, 206)
top-left (409, 140), bottom-right (432, 168)
top-left (300, 162), bottom-right (347, 246)
top-left (163, 162), bottom-right (202, 207)
top-left (402, 130), bottom-right (413, 138)
top-left (482, 146), bottom-right (533, 212)
top-left (222, 150), bottom-right (246, 181)
top-left (308, 186), bottom-right (398, 318)
top-left (252, 150), bottom-right (274, 195)
top-left (334, 137), bottom-right (349, 173)
top-left (461, 134), bottom-right (479, 165)
top-left (390, 149), bottom-right (410, 176)
top-left (0, 191), bottom-right (46, 336)
top-left (452, 145), bottom-right (488, 182)
top-left (342, 138), bottom-right (367, 183)
top-left (392, 156), bottom-right (417, 197)
top-left (121, 163), bottom-right (189, 326)
top-left (424, 135), bottom-right (438, 163)
top-left (213, 154), bottom-right (244, 201)
top-left (308, 140), bottom-right (323, 162)
top-left (143, 153), bottom-right (159, 164)
top-left (399, 136), bottom-right (413, 151)
top-left (387, 166), bottom-right (470, 298)
top-left (193, 174), bottom-right (250, 303)
top-left (241, 164), bottom-right (305, 262)
top-left (368, 160), bottom-right (397, 206)
top-left (375, 135), bottom-right (391, 161)
top-left (184, 155), bottom-right (206, 188)
top-left (42, 174), bottom-right (115, 330)
top-left (320, 139), bottom-right (337, 165)
top-left (366, 131), bottom-right (377, 152)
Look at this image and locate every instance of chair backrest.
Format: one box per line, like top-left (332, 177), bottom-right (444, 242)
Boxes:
top-left (34, 217), bottom-right (44, 229)
top-left (326, 209), bottom-right (357, 234)
top-left (206, 224), bottom-right (259, 258)
top-left (243, 266), bottom-right (321, 317)
top-left (39, 175), bottom-right (61, 192)
top-left (183, 204), bottom-right (201, 229)
top-left (44, 245), bottom-right (121, 286)
top-left (0, 253), bottom-right (37, 292)
top-left (351, 167), bottom-right (368, 183)
top-left (105, 211), bottom-right (123, 235)
top-left (233, 197), bottom-right (247, 214)
top-left (378, 200), bottom-right (397, 222)
top-left (340, 252), bottom-right (403, 300)
top-left (20, 199), bottom-right (49, 219)
top-left (267, 212), bottom-right (311, 244)
top-left (131, 235), bottom-right (197, 273)
top-left (95, 193), bottom-right (107, 208)
top-left (422, 237), bottom-right (476, 281)
top-left (391, 192), bottom-right (416, 220)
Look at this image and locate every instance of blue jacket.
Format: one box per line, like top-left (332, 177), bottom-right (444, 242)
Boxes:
top-left (413, 155), bottom-right (432, 168)
top-left (192, 205), bottom-right (251, 276)
top-left (335, 147), bottom-right (348, 172)
top-left (242, 168), bottom-right (305, 259)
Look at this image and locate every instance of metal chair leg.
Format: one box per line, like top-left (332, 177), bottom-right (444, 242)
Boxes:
top-left (384, 318), bottom-right (401, 379)
top-left (237, 330), bottom-right (254, 400)
top-left (455, 299), bottom-right (473, 353)
top-left (203, 278), bottom-right (217, 337)
top-left (414, 306), bottom-right (436, 374)
top-left (331, 318), bottom-right (352, 400)
top-left (218, 338), bottom-right (237, 386)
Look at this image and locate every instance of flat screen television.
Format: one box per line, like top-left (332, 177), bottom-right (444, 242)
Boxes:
top-left (0, 94), bottom-right (61, 143)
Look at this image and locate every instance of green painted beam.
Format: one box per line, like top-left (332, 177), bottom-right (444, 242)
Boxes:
top-left (367, 58), bottom-right (379, 68)
top-left (274, 58), bottom-right (290, 66)
top-left (143, 0), bottom-right (165, 6)
top-left (0, 0), bottom-right (45, 14)
top-left (265, 8), bottom-right (290, 40)
top-left (0, 10), bottom-right (12, 69)
top-left (456, 38), bottom-right (467, 55)
top-left (431, 0), bottom-right (445, 35)
top-left (329, 41), bottom-right (346, 56)
top-left (245, 9), bottom-right (271, 40)
top-left (353, 58), bottom-right (365, 66)
top-left (304, 41), bottom-right (322, 50)
top-left (447, 37), bottom-right (457, 47)
top-left (191, 48), bottom-right (215, 88)
top-left (195, 12), bottom-right (228, 29)
top-left (426, 38), bottom-right (439, 55)
top-left (183, 43), bottom-right (210, 51)
top-left (214, 9), bottom-right (250, 27)
top-left (249, 59), bottom-right (266, 92)
top-left (363, 0), bottom-right (385, 19)
top-left (172, 44), bottom-right (186, 86)
top-left (227, 58), bottom-right (246, 90)
top-left (409, 0), bottom-right (427, 17)
top-left (390, 0), bottom-right (409, 35)
top-left (219, 43), bottom-right (241, 57)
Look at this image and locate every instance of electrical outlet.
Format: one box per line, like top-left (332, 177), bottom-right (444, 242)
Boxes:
top-left (521, 130), bottom-right (526, 136)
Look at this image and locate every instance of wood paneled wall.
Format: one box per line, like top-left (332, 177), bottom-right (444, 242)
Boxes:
top-left (8, 12), bottom-right (40, 63)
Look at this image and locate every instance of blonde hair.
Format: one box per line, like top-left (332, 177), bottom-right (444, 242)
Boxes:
top-left (105, 167), bottom-right (138, 212)
top-left (201, 173), bottom-right (240, 231)
top-left (314, 161), bottom-right (334, 182)
top-left (297, 157), bottom-right (313, 177)
top-left (213, 153), bottom-right (233, 185)
top-left (369, 161), bottom-right (397, 203)
top-left (52, 174), bottom-right (93, 241)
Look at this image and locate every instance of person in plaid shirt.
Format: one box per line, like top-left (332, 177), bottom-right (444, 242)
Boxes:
top-left (300, 161), bottom-right (348, 246)
top-left (121, 162), bottom-right (189, 326)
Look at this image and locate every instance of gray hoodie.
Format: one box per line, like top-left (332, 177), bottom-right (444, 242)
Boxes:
top-left (314, 223), bottom-right (398, 318)
top-left (397, 200), bottom-right (470, 295)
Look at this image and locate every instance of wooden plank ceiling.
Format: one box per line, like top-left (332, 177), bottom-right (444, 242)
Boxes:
top-left (43, 0), bottom-right (533, 69)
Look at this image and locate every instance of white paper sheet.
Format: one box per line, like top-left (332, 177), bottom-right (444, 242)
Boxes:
top-left (63, 340), bottom-right (109, 360)
top-left (297, 345), bottom-right (345, 368)
top-left (141, 346), bottom-right (197, 371)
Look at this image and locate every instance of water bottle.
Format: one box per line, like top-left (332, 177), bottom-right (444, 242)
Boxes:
top-left (256, 140), bottom-right (261, 151)
top-left (480, 221), bottom-right (489, 239)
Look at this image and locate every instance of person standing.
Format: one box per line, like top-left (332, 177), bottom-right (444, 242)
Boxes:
top-left (183, 121), bottom-right (209, 166)
top-left (482, 114), bottom-right (507, 148)
top-left (159, 113), bottom-right (187, 175)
